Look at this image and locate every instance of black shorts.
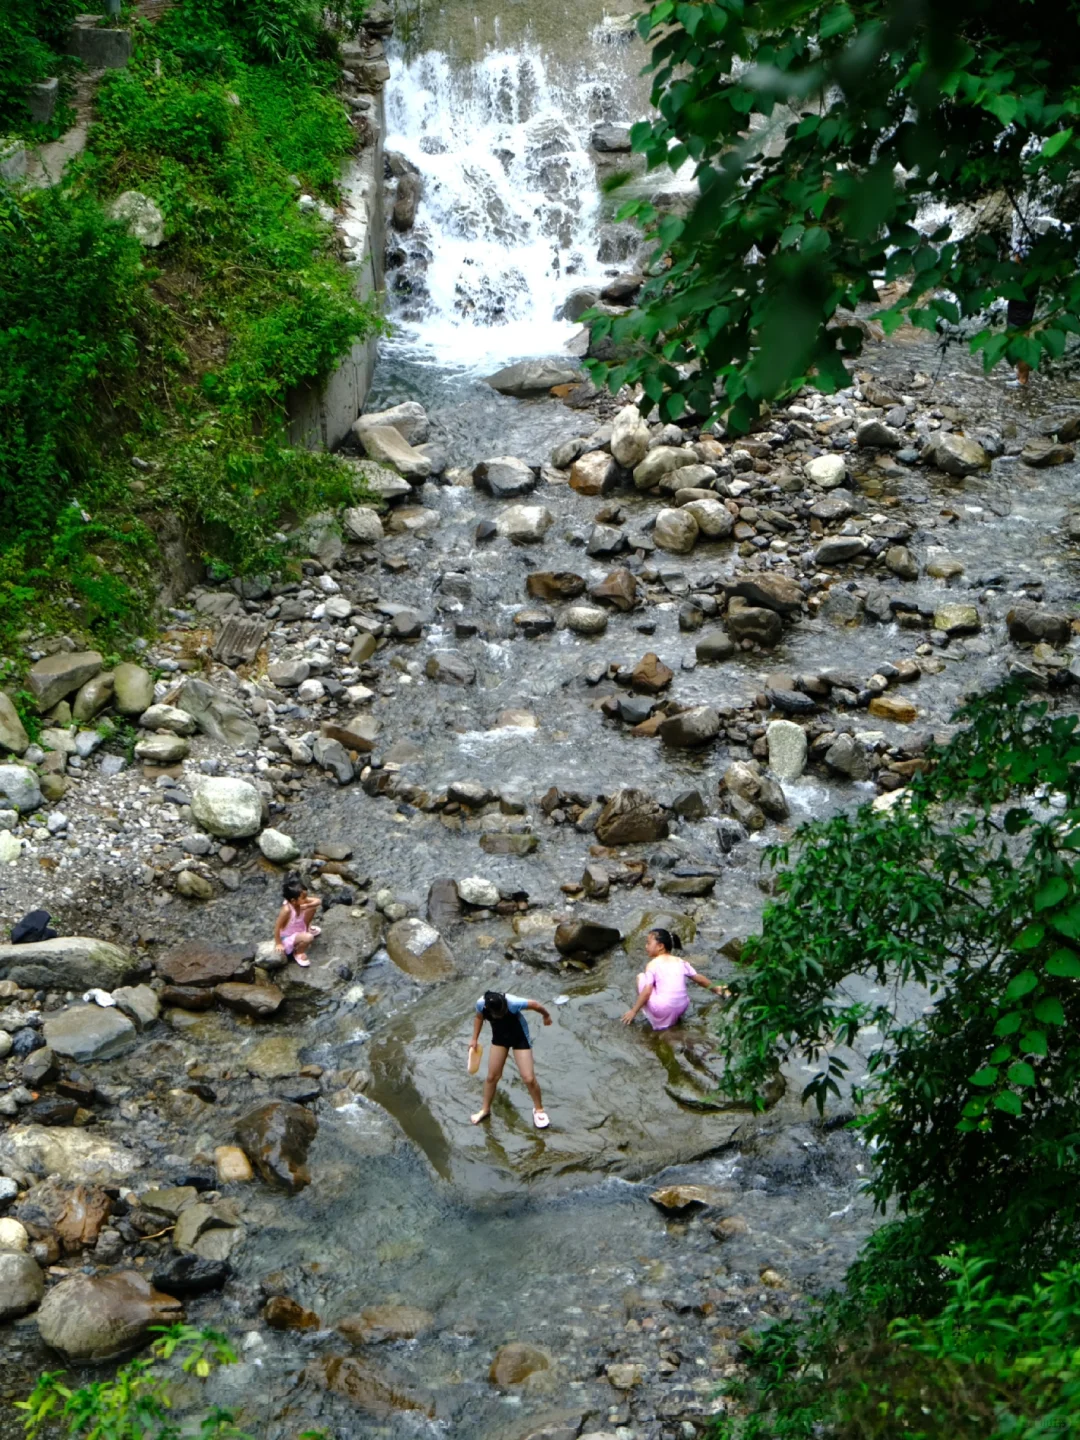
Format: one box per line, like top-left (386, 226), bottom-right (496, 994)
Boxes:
top-left (487, 1014), bottom-right (531, 1050)
top-left (1007, 298), bottom-right (1036, 328)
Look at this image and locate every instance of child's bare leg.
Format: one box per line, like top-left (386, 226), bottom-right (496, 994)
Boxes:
top-left (292, 931), bottom-right (314, 966)
top-left (514, 1048), bottom-right (544, 1112)
top-left (472, 1046), bottom-right (507, 1123)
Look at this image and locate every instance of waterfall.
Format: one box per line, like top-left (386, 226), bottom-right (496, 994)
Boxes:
top-left (383, 45), bottom-right (618, 369)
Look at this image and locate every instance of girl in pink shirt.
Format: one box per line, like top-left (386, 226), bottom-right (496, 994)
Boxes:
top-left (621, 928), bottom-right (729, 1031)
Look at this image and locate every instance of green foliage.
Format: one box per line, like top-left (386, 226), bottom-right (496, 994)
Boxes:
top-left (0, 0), bottom-right (381, 643)
top-left (716, 1251), bottom-right (1080, 1440)
top-left (716, 683), bottom-right (1080, 1288)
top-left (0, 0), bottom-right (79, 134)
top-left (590, 0), bottom-right (1080, 431)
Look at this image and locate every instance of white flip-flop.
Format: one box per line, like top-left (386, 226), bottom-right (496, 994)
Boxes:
top-left (533, 1109), bottom-right (550, 1130)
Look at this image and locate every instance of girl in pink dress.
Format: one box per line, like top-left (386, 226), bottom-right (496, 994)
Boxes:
top-left (621, 929), bottom-right (729, 1031)
top-left (273, 874), bottom-right (321, 969)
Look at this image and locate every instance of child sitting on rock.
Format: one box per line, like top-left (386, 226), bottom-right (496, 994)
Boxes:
top-left (274, 874), bottom-right (321, 968)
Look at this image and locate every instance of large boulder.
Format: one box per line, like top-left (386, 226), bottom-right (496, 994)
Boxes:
top-left (0, 764), bottom-right (41, 813)
top-left (553, 920), bottom-right (622, 958)
top-left (175, 679), bottom-right (259, 750)
top-left (595, 788), bottom-right (669, 845)
top-left (610, 405), bottom-right (650, 468)
top-left (474, 456), bottom-right (537, 498)
top-left (386, 919), bottom-right (454, 981)
top-left (235, 1101), bottom-right (318, 1193)
top-left (1007, 603), bottom-right (1072, 647)
top-left (0, 936), bottom-right (131, 991)
top-left (190, 776), bottom-right (261, 838)
top-left (343, 506), bottom-right (384, 544)
top-left (928, 433), bottom-right (990, 476)
top-left (766, 720), bottom-right (807, 781)
top-left (37, 1271), bottom-right (181, 1363)
top-left (44, 1005), bottom-right (137, 1062)
top-left (728, 574), bottom-right (803, 615)
top-left (658, 706), bottom-right (720, 748)
top-left (112, 663), bottom-right (155, 715)
top-left (653, 508), bottom-right (699, 554)
top-left (109, 191), bottom-right (164, 247)
top-left (26, 652), bottom-right (102, 713)
top-left (156, 941), bottom-right (254, 987)
top-left (352, 401), bottom-right (429, 446)
top-left (360, 426), bottom-right (432, 481)
top-left (485, 359), bottom-right (582, 396)
top-left (0, 694), bottom-right (29, 755)
top-left (0, 1252), bottom-right (44, 1320)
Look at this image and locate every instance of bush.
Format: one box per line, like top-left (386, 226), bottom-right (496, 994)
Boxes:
top-left (0, 0), bottom-right (79, 132)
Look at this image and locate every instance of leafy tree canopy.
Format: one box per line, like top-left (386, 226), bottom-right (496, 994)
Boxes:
top-left (591, 0), bottom-right (1080, 432)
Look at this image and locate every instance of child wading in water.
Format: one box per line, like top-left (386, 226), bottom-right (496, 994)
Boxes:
top-left (468, 991), bottom-right (552, 1129)
top-left (274, 874), bottom-right (322, 968)
top-left (622, 928), bottom-right (729, 1031)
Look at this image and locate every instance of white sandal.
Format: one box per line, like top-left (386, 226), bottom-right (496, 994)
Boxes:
top-left (533, 1109), bottom-right (550, 1129)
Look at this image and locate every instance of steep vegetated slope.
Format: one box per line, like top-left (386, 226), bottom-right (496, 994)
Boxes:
top-left (0, 0), bottom-right (380, 651)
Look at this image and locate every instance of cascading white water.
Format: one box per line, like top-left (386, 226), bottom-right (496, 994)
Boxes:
top-left (383, 46), bottom-right (617, 368)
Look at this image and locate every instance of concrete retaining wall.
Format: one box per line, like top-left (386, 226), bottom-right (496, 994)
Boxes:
top-left (287, 49), bottom-right (387, 452)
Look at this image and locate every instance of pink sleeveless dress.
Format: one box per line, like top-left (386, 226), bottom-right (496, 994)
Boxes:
top-left (280, 902), bottom-right (319, 955)
top-left (638, 956), bottom-right (698, 1030)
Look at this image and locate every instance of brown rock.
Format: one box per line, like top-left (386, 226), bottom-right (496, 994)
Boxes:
top-left (338, 1304), bottom-right (434, 1345)
top-left (161, 985), bottom-right (215, 1011)
top-left (648, 1184), bottom-right (724, 1214)
top-left (15, 1181), bottom-right (113, 1255)
top-left (710, 1216), bottom-right (750, 1239)
top-left (868, 695), bottom-right (917, 724)
top-left (727, 573), bottom-right (803, 615)
top-left (526, 572), bottom-right (586, 603)
top-left (589, 568), bottom-right (638, 611)
top-left (215, 982), bottom-right (284, 1018)
top-left (156, 941), bottom-right (255, 988)
top-left (630, 652), bottom-right (674, 694)
top-left (569, 451), bottom-right (618, 495)
top-left (595, 788), bottom-right (669, 845)
top-left (305, 1356), bottom-right (435, 1417)
top-left (36, 1271), bottom-right (182, 1362)
top-left (265, 1295), bottom-right (321, 1331)
top-left (553, 920), bottom-right (622, 957)
top-left (490, 1342), bottom-right (552, 1387)
top-left (321, 720), bottom-right (377, 754)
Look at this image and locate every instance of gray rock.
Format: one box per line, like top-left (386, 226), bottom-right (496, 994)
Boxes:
top-left (810, 490), bottom-right (856, 523)
top-left (766, 720), bottom-right (807, 781)
top-left (474, 456), bottom-right (537, 498)
top-left (133, 732), bottom-right (189, 765)
top-left (176, 870), bottom-right (214, 901)
top-left (586, 523), bottom-right (627, 558)
top-left (728, 574), bottom-right (804, 614)
top-left (175, 679), bottom-right (259, 750)
top-left (856, 419), bottom-right (901, 449)
top-left (190, 777), bottom-right (262, 838)
top-left (805, 454), bottom-right (847, 488)
top-left (1007, 603), bottom-right (1072, 647)
top-left (592, 122), bottom-right (632, 151)
top-left (885, 545), bottom-right (920, 580)
top-left (683, 498), bottom-right (733, 538)
top-left (559, 287), bottom-right (601, 323)
top-left (457, 876), bottom-right (500, 908)
top-left (563, 606), bottom-right (608, 635)
top-left (610, 404), bottom-right (650, 468)
top-left (633, 446), bottom-right (690, 490)
top-left (595, 788), bottom-right (669, 844)
top-left (359, 425), bottom-right (432, 481)
top-left (0, 1251), bottom-right (44, 1320)
top-left (0, 936), bottom-right (131, 991)
top-left (696, 628), bottom-right (735, 662)
top-left (824, 732), bottom-right (871, 780)
top-left (723, 760), bottom-right (789, 820)
top-left (485, 359), bottom-right (582, 396)
top-left (352, 400), bottom-right (429, 446)
top-left (496, 506), bottom-right (554, 543)
top-left (425, 652), bottom-right (476, 685)
top-left (72, 672), bottom-right (115, 722)
top-left (37, 1271), bottom-right (181, 1363)
top-left (139, 703), bottom-right (196, 735)
top-left (725, 600), bottom-right (782, 647)
top-left (111, 984), bottom-right (160, 1029)
top-left (342, 506), bottom-right (384, 544)
top-left (0, 1126), bottom-right (142, 1183)
top-left (658, 706), bottom-right (720, 748)
top-left (313, 737), bottom-right (354, 784)
top-left (113, 663), bottom-right (155, 715)
top-left (267, 660), bottom-right (310, 689)
top-left (815, 536), bottom-right (868, 565)
top-left (44, 1005), bottom-right (137, 1062)
top-left (0, 765), bottom-right (41, 813)
top-left (928, 433), bottom-right (989, 476)
top-left (258, 828), bottom-right (301, 863)
top-left (110, 191), bottom-right (164, 247)
top-left (0, 695), bottom-right (29, 755)
top-left (654, 508), bottom-right (699, 554)
top-left (26, 652), bottom-right (102, 713)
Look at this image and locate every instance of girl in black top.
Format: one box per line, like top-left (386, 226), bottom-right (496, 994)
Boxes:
top-left (468, 990), bottom-right (552, 1129)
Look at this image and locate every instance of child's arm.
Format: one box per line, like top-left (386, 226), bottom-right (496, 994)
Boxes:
top-left (690, 972), bottom-right (731, 997)
top-left (273, 904), bottom-right (287, 950)
top-left (469, 1013), bottom-right (483, 1048)
top-left (526, 999), bottom-right (552, 1027)
top-left (622, 976), bottom-right (653, 1024)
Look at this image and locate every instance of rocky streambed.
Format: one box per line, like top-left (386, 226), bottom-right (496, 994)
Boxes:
top-left (1, 326), bottom-right (1080, 1439)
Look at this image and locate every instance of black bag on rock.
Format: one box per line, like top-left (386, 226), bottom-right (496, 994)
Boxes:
top-left (10, 910), bottom-right (57, 944)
